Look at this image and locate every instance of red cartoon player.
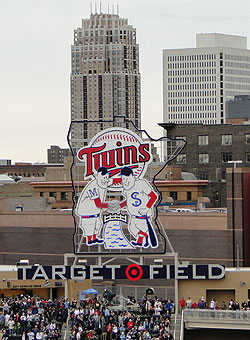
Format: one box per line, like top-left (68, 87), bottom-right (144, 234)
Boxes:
top-left (120, 167), bottom-right (158, 248)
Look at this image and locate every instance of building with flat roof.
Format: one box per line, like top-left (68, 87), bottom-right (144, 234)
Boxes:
top-left (159, 122), bottom-right (250, 207)
top-left (47, 145), bottom-right (70, 164)
top-left (70, 11), bottom-right (141, 150)
top-left (227, 95), bottom-right (250, 120)
top-left (163, 33), bottom-right (250, 125)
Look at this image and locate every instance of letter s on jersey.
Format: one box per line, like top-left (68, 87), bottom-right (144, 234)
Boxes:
top-left (131, 192), bottom-right (142, 207)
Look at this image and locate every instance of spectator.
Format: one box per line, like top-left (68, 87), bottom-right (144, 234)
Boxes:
top-left (186, 297), bottom-right (192, 309)
top-left (165, 299), bottom-right (174, 316)
top-left (120, 331), bottom-right (126, 340)
top-left (27, 330), bottom-right (34, 340)
top-left (7, 318), bottom-right (15, 336)
top-left (166, 331), bottom-right (174, 340)
top-left (229, 299), bottom-right (234, 310)
top-left (179, 297), bottom-right (185, 311)
top-left (192, 301), bottom-right (198, 309)
top-left (197, 299), bottom-right (204, 309)
top-left (235, 301), bottom-right (240, 310)
top-left (209, 299), bottom-right (216, 310)
top-left (221, 301), bottom-right (227, 310)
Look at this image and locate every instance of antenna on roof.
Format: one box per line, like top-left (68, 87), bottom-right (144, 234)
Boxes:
top-left (117, 4), bottom-right (119, 15)
top-left (95, 2), bottom-right (97, 13)
top-left (90, 2), bottom-right (92, 14)
top-left (108, 5), bottom-right (109, 14)
top-left (112, 4), bottom-right (114, 14)
top-left (100, 1), bottom-right (102, 13)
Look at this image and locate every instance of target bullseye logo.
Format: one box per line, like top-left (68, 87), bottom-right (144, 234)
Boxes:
top-left (125, 264), bottom-right (143, 281)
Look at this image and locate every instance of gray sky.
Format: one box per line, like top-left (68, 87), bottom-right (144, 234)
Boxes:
top-left (1, 0), bottom-right (250, 163)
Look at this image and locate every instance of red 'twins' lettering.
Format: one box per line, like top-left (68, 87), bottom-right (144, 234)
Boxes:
top-left (77, 143), bottom-right (151, 177)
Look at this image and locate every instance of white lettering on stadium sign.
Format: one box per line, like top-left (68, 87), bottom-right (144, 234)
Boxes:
top-left (17, 264), bottom-right (225, 281)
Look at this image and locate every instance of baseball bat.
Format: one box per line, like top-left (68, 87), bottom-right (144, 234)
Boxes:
top-left (145, 215), bottom-right (158, 248)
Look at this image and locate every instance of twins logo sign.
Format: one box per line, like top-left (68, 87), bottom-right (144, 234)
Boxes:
top-left (71, 127), bottom-right (168, 255)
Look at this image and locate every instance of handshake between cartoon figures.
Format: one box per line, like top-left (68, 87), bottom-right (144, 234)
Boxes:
top-left (107, 200), bottom-right (121, 213)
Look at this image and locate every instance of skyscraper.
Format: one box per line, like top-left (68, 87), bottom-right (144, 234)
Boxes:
top-left (70, 11), bottom-right (141, 149)
top-left (163, 33), bottom-right (250, 125)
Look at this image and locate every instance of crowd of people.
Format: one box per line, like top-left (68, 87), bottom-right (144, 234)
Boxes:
top-left (4, 292), bottom-right (250, 340)
top-left (0, 296), bottom-right (68, 340)
top-left (180, 296), bottom-right (250, 311)
top-left (0, 295), bottom-right (175, 340)
top-left (69, 295), bottom-right (174, 340)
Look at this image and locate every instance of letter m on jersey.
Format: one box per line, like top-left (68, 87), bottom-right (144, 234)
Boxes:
top-left (88, 188), bottom-right (98, 198)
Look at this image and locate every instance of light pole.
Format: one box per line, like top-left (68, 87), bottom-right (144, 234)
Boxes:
top-left (227, 160), bottom-right (242, 267)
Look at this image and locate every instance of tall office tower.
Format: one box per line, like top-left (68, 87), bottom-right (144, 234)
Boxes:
top-left (163, 33), bottom-right (250, 125)
top-left (70, 11), bottom-right (141, 149)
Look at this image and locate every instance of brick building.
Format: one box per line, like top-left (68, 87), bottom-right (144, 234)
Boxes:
top-left (47, 145), bottom-right (70, 164)
top-left (0, 163), bottom-right (63, 179)
top-left (159, 122), bottom-right (250, 206)
top-left (29, 179), bottom-right (208, 210)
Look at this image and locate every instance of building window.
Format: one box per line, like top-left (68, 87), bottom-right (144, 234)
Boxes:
top-left (170, 191), bottom-right (178, 200)
top-left (222, 152), bottom-right (232, 163)
top-left (221, 134), bottom-right (232, 145)
top-left (61, 192), bottom-right (68, 201)
top-left (221, 170), bottom-right (226, 181)
top-left (199, 153), bottom-right (209, 164)
top-left (198, 135), bottom-right (209, 145)
top-left (246, 134), bottom-right (250, 144)
top-left (49, 192), bottom-right (56, 199)
top-left (176, 154), bottom-right (186, 164)
top-left (246, 153), bottom-right (250, 163)
top-left (198, 171), bottom-right (209, 180)
top-left (176, 136), bottom-right (186, 146)
top-left (187, 191), bottom-right (192, 201)
top-left (40, 192), bottom-right (44, 197)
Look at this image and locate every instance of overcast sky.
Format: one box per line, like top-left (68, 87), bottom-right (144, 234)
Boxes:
top-left (1, 0), bottom-right (250, 163)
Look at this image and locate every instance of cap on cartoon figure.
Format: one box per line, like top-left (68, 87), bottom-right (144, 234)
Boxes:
top-left (120, 167), bottom-right (135, 190)
top-left (96, 167), bottom-right (110, 189)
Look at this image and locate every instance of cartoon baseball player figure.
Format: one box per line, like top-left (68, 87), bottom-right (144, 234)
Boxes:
top-left (119, 167), bottom-right (158, 248)
top-left (75, 167), bottom-right (120, 246)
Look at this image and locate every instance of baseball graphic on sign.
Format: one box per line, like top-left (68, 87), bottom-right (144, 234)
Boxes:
top-left (77, 127), bottom-right (152, 190)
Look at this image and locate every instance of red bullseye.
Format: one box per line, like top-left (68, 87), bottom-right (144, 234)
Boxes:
top-left (125, 264), bottom-right (143, 281)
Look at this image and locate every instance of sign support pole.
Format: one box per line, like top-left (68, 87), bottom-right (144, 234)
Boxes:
top-left (174, 252), bottom-right (179, 317)
top-left (64, 253), bottom-right (69, 300)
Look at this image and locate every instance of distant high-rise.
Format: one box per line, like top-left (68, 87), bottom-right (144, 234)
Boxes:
top-left (47, 145), bottom-right (70, 164)
top-left (71, 11), bottom-right (141, 148)
top-left (163, 33), bottom-right (250, 125)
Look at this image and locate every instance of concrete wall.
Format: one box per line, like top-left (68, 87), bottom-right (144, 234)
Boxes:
top-left (179, 270), bottom-right (250, 309)
top-left (2, 197), bottom-right (54, 212)
top-left (0, 182), bottom-right (35, 198)
top-left (0, 209), bottom-right (231, 266)
top-left (0, 210), bottom-right (74, 265)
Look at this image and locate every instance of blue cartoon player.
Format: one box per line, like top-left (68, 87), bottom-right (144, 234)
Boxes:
top-left (75, 167), bottom-right (120, 246)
